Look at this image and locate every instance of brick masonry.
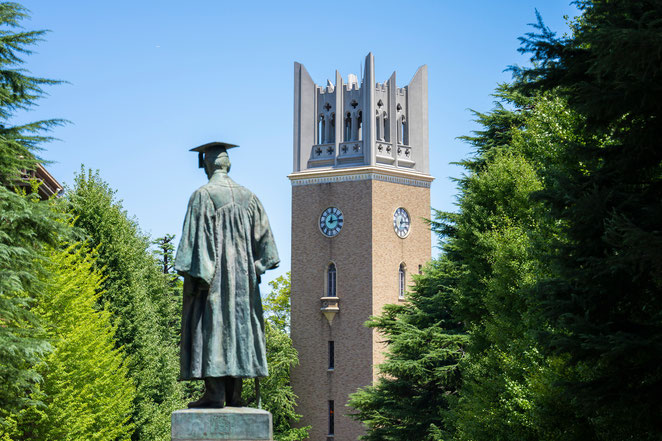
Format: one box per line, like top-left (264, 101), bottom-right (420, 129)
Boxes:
top-left (290, 177), bottom-right (431, 441)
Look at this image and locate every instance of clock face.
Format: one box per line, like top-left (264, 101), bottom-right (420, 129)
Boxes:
top-left (320, 207), bottom-right (344, 237)
top-left (393, 207), bottom-right (411, 238)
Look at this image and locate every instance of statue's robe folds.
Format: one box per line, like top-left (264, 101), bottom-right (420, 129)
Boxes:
top-left (174, 175), bottom-right (279, 380)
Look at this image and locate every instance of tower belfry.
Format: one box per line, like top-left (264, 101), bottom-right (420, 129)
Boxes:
top-left (290, 53), bottom-right (433, 440)
top-left (293, 52), bottom-right (429, 175)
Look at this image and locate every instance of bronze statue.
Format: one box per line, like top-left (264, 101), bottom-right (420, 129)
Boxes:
top-left (174, 142), bottom-right (279, 408)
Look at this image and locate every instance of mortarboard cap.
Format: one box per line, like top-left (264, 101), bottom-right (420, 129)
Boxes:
top-left (190, 141), bottom-right (239, 168)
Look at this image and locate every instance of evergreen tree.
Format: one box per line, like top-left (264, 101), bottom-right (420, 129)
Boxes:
top-left (0, 1), bottom-right (66, 429)
top-left (66, 169), bottom-right (185, 441)
top-left (0, 189), bottom-right (64, 430)
top-left (151, 234), bottom-right (183, 346)
top-left (449, 90), bottom-right (584, 441)
top-left (349, 258), bottom-right (467, 441)
top-left (349, 87), bottom-right (586, 441)
top-left (514, 2), bottom-right (662, 437)
top-left (242, 273), bottom-right (309, 441)
top-left (0, 2), bottom-right (63, 186)
top-left (11, 244), bottom-right (135, 441)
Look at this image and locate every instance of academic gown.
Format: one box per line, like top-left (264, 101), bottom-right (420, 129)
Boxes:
top-left (174, 174), bottom-right (279, 380)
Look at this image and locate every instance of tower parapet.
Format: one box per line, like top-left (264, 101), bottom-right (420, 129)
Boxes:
top-left (293, 53), bottom-right (429, 175)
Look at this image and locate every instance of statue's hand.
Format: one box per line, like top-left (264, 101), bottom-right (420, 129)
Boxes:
top-left (254, 260), bottom-right (266, 276)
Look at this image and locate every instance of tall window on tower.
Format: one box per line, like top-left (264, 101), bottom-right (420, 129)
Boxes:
top-left (344, 113), bottom-right (352, 141)
top-left (327, 263), bottom-right (337, 297)
top-left (399, 263), bottom-right (406, 299)
top-left (328, 400), bottom-right (335, 436)
top-left (328, 341), bottom-right (334, 370)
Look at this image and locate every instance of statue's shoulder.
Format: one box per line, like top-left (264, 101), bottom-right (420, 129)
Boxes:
top-left (189, 185), bottom-right (211, 199)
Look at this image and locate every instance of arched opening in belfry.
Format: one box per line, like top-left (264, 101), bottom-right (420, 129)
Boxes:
top-left (383, 113), bottom-right (389, 142)
top-left (357, 111), bottom-right (363, 141)
top-left (318, 115), bottom-right (325, 144)
top-left (329, 113), bottom-right (336, 143)
top-left (399, 116), bottom-right (407, 145)
top-left (376, 110), bottom-right (382, 141)
top-left (345, 113), bottom-right (352, 142)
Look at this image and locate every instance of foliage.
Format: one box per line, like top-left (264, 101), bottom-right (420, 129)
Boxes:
top-left (353, 3), bottom-right (662, 440)
top-left (0, 2), bottom-right (64, 186)
top-left (349, 258), bottom-right (467, 441)
top-left (10, 244), bottom-right (135, 441)
top-left (349, 86), bottom-right (588, 441)
top-left (66, 169), bottom-right (186, 441)
top-left (264, 272), bottom-right (292, 333)
top-left (242, 272), bottom-right (309, 441)
top-left (513, 1), bottom-right (662, 438)
top-left (0, 188), bottom-right (66, 430)
top-left (0, 1), bottom-right (67, 431)
top-left (152, 234), bottom-right (183, 345)
top-left (449, 90), bottom-right (585, 441)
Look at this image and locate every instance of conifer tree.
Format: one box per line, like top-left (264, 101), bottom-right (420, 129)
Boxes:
top-left (448, 90), bottom-right (586, 441)
top-left (242, 273), bottom-right (309, 441)
top-left (11, 244), bottom-right (135, 441)
top-left (349, 257), bottom-right (467, 441)
top-left (350, 88), bottom-right (586, 440)
top-left (66, 169), bottom-right (185, 441)
top-left (514, 2), bottom-right (662, 437)
top-left (0, 189), bottom-right (64, 430)
top-left (0, 1), bottom-right (66, 429)
top-left (151, 234), bottom-right (183, 346)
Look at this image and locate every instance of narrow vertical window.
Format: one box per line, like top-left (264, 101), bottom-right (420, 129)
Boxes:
top-left (318, 115), bottom-right (325, 144)
top-left (357, 111), bottom-right (363, 140)
top-left (383, 114), bottom-right (389, 142)
top-left (329, 113), bottom-right (336, 143)
top-left (401, 117), bottom-right (407, 145)
top-left (376, 112), bottom-right (382, 141)
top-left (328, 341), bottom-right (334, 370)
top-left (345, 113), bottom-right (352, 141)
top-left (327, 263), bottom-right (336, 297)
top-left (399, 263), bottom-right (406, 299)
top-left (328, 400), bottom-right (335, 436)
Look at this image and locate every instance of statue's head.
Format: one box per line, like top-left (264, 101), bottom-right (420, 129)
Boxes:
top-left (204, 147), bottom-right (232, 177)
top-left (189, 141), bottom-right (239, 179)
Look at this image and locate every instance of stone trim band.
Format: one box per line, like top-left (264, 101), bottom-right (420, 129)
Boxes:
top-left (289, 172), bottom-right (432, 188)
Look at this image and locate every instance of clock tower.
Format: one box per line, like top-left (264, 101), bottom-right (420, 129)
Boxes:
top-left (289, 53), bottom-right (433, 440)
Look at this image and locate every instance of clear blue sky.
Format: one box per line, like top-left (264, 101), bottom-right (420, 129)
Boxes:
top-left (20, 0), bottom-right (577, 286)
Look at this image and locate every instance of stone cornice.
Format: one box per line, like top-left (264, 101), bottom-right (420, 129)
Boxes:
top-left (288, 166), bottom-right (434, 188)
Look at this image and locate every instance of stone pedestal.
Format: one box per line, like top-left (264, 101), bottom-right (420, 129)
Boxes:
top-left (171, 408), bottom-right (273, 441)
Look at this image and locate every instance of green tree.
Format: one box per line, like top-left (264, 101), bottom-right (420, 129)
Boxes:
top-left (0, 2), bottom-right (63, 186)
top-left (242, 272), bottom-right (309, 441)
top-left (513, 2), bottom-right (662, 438)
top-left (0, 1), bottom-right (66, 430)
top-left (152, 234), bottom-right (183, 346)
top-left (448, 88), bottom-right (585, 441)
top-left (349, 258), bottom-right (467, 441)
top-left (0, 189), bottom-right (65, 431)
top-left (11, 244), bottom-right (135, 441)
top-left (264, 272), bottom-right (292, 332)
top-left (349, 87), bottom-right (586, 441)
top-left (66, 169), bottom-right (186, 441)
